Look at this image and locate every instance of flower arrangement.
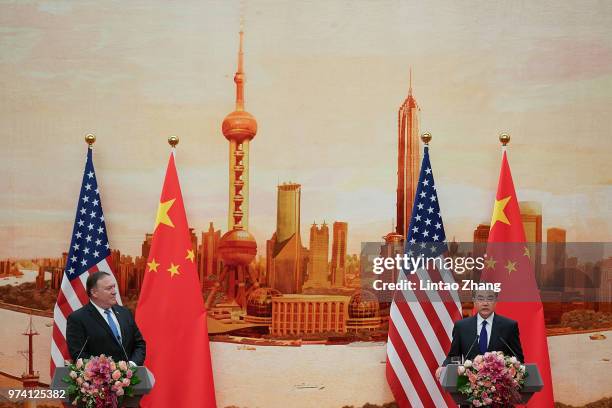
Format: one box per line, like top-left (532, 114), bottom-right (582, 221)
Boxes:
top-left (457, 352), bottom-right (527, 407)
top-left (63, 355), bottom-right (140, 408)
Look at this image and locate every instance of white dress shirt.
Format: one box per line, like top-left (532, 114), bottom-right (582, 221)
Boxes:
top-left (90, 300), bottom-right (123, 340)
top-left (476, 312), bottom-right (494, 348)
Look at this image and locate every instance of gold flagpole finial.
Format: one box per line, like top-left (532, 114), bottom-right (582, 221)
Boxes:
top-left (85, 134), bottom-right (96, 147)
top-left (168, 136), bottom-right (179, 148)
top-left (421, 132), bottom-right (432, 145)
top-left (499, 133), bottom-right (510, 146)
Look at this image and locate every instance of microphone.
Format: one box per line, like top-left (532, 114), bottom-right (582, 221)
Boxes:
top-left (75, 337), bottom-right (89, 361)
top-left (117, 336), bottom-right (130, 363)
top-left (112, 309), bottom-right (131, 363)
top-left (499, 336), bottom-right (519, 361)
top-left (464, 335), bottom-right (479, 362)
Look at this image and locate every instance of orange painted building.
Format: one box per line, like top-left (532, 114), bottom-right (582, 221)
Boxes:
top-left (271, 294), bottom-right (350, 335)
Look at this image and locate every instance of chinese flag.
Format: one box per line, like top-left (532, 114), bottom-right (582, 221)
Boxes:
top-left (481, 150), bottom-right (554, 407)
top-left (136, 152), bottom-right (217, 408)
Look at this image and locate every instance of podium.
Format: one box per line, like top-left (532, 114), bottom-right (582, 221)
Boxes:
top-left (440, 363), bottom-right (543, 405)
top-left (51, 366), bottom-right (154, 407)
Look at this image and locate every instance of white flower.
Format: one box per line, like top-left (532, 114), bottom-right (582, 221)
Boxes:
top-left (509, 356), bottom-right (517, 364)
top-left (520, 365), bottom-right (526, 372)
top-left (464, 359), bottom-right (473, 368)
top-left (457, 366), bottom-right (466, 375)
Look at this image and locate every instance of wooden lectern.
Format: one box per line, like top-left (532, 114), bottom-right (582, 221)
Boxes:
top-left (440, 363), bottom-right (543, 405)
top-left (51, 366), bottom-right (154, 407)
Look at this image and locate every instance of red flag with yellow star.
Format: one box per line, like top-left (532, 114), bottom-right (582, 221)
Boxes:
top-left (481, 150), bottom-right (554, 407)
top-left (136, 152), bottom-right (216, 408)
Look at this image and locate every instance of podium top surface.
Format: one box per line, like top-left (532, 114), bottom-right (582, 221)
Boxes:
top-left (440, 363), bottom-right (543, 394)
top-left (51, 366), bottom-right (154, 395)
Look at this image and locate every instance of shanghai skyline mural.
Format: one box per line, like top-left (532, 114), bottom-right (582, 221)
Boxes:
top-left (1, 1), bottom-right (611, 407)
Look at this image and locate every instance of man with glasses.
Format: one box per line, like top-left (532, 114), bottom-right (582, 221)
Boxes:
top-left (435, 288), bottom-right (524, 380)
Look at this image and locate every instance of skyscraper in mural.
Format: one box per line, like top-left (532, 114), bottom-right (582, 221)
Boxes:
top-left (546, 227), bottom-right (566, 287)
top-left (395, 72), bottom-right (420, 238)
top-left (199, 222), bottom-right (221, 289)
top-left (473, 223), bottom-right (490, 257)
top-left (304, 222), bottom-right (330, 289)
top-left (520, 201), bottom-right (543, 285)
top-left (267, 183), bottom-right (308, 294)
top-left (217, 31), bottom-right (258, 307)
top-left (331, 221), bottom-right (348, 287)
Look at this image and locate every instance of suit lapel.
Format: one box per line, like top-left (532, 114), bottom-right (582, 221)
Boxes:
top-left (487, 314), bottom-right (500, 352)
top-left (87, 302), bottom-right (121, 346)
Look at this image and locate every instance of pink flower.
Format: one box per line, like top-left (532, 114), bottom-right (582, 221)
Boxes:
top-left (116, 388), bottom-right (124, 397)
top-left (76, 378), bottom-right (84, 385)
top-left (115, 381), bottom-right (123, 388)
top-left (122, 378), bottom-right (131, 387)
top-left (473, 400), bottom-right (482, 407)
top-left (483, 397), bottom-right (493, 405)
top-left (126, 370), bottom-right (133, 379)
top-left (76, 359), bottom-right (84, 369)
top-left (118, 361), bottom-right (128, 371)
top-left (110, 362), bottom-right (116, 371)
top-left (69, 371), bottom-right (78, 379)
top-left (112, 370), bottom-right (121, 380)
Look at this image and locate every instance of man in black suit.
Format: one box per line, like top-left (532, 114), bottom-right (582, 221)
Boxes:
top-left (66, 271), bottom-right (146, 365)
top-left (436, 289), bottom-right (523, 380)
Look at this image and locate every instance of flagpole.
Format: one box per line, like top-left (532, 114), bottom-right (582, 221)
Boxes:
top-left (85, 133), bottom-right (96, 149)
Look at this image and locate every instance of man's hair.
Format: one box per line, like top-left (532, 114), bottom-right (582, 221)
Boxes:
top-left (472, 282), bottom-right (499, 300)
top-left (86, 271), bottom-right (111, 297)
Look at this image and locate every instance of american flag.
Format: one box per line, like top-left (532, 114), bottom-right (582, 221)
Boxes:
top-left (50, 148), bottom-right (120, 376)
top-left (386, 145), bottom-right (462, 407)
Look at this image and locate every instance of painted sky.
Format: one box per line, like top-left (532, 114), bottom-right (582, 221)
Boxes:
top-left (1, 0), bottom-right (611, 258)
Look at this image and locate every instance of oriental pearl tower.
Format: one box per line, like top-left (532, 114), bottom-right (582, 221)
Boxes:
top-left (217, 30), bottom-right (258, 308)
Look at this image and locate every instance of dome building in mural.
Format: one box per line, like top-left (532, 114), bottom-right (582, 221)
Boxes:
top-left (346, 290), bottom-right (382, 332)
top-left (244, 287), bottom-right (282, 326)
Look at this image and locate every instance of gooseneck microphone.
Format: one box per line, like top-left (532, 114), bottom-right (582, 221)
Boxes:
top-left (117, 336), bottom-right (130, 363)
top-left (113, 309), bottom-right (131, 363)
top-left (499, 336), bottom-right (520, 361)
top-left (464, 335), bottom-right (479, 362)
top-left (75, 337), bottom-right (89, 361)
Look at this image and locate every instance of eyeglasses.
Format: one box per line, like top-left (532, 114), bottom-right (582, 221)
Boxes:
top-left (474, 296), bottom-right (496, 302)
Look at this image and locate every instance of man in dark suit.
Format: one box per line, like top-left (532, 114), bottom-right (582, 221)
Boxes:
top-left (66, 271), bottom-right (146, 365)
top-left (436, 289), bottom-right (523, 380)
